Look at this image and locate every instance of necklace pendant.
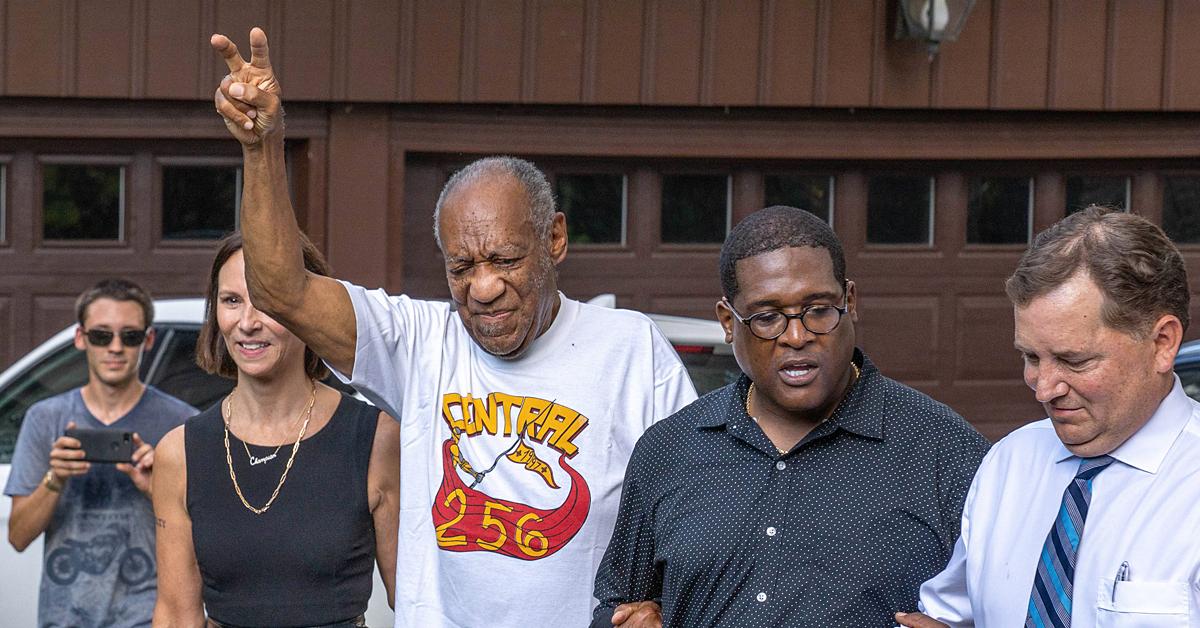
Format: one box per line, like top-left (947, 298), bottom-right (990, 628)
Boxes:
top-left (249, 452), bottom-right (277, 466)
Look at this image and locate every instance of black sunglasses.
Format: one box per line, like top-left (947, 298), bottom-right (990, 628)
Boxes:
top-left (84, 328), bottom-right (148, 348)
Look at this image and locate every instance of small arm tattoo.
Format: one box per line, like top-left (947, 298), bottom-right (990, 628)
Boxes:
top-left (156, 517), bottom-right (167, 529)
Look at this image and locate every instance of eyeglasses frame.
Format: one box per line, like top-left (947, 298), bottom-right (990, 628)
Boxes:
top-left (82, 327), bottom-right (149, 348)
top-left (724, 280), bottom-right (851, 341)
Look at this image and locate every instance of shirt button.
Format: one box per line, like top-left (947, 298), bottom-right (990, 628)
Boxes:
top-left (756, 592), bottom-right (767, 603)
top-left (766, 526), bottom-right (777, 537)
top-left (775, 461), bottom-right (787, 471)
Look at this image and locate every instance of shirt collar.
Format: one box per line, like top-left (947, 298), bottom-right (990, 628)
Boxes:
top-left (1052, 375), bottom-right (1191, 474)
top-left (701, 349), bottom-right (882, 441)
top-left (698, 377), bottom-right (746, 429)
top-left (832, 349), bottom-right (883, 440)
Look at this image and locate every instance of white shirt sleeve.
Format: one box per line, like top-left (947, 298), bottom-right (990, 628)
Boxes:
top-left (918, 460), bottom-right (980, 627)
top-left (919, 535), bottom-right (974, 626)
top-left (329, 280), bottom-right (446, 418)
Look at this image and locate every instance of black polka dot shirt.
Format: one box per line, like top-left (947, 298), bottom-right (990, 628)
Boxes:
top-left (591, 350), bottom-right (990, 628)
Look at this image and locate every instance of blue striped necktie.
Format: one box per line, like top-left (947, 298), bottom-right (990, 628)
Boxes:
top-left (1025, 455), bottom-right (1116, 627)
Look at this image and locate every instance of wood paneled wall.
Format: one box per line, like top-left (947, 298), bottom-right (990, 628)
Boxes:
top-left (2, 0), bottom-right (1199, 111)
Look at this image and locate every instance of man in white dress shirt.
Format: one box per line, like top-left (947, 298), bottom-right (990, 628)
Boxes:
top-left (897, 205), bottom-right (1200, 627)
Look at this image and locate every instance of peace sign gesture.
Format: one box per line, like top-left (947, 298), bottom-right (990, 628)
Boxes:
top-left (210, 27), bottom-right (283, 145)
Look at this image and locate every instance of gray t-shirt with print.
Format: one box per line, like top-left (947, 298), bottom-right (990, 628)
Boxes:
top-left (4, 386), bottom-right (196, 628)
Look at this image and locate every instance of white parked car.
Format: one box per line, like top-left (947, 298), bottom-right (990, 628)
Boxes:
top-left (0, 297), bottom-right (736, 624)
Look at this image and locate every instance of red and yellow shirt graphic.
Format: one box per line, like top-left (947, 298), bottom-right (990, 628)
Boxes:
top-left (432, 392), bottom-right (591, 561)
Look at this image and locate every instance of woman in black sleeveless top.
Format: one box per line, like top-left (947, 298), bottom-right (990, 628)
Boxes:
top-left (152, 233), bottom-right (399, 627)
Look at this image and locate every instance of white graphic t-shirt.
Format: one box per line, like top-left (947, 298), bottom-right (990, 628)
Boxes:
top-left (335, 284), bottom-right (697, 628)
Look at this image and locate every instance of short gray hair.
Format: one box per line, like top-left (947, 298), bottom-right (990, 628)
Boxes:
top-left (433, 156), bottom-right (556, 250)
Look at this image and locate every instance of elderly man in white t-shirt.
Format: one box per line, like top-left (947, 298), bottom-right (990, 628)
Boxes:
top-left (210, 28), bottom-right (697, 627)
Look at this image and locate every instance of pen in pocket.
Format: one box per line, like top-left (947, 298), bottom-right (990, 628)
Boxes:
top-left (1111, 561), bottom-right (1130, 602)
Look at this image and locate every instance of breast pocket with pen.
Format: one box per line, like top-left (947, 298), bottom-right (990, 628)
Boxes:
top-left (1096, 579), bottom-right (1191, 627)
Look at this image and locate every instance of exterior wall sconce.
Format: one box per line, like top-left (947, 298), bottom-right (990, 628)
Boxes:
top-left (894, 0), bottom-right (977, 59)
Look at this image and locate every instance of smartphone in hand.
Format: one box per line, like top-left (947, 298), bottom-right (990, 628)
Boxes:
top-left (65, 428), bottom-right (134, 463)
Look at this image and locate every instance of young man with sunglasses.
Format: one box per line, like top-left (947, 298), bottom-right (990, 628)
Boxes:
top-left (6, 278), bottom-right (196, 628)
top-left (592, 206), bottom-right (990, 627)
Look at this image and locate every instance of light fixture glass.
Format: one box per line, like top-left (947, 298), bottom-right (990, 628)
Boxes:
top-left (895, 0), bottom-right (977, 58)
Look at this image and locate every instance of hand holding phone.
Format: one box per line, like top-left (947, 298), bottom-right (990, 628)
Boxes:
top-left (117, 433), bottom-right (155, 496)
top-left (48, 421), bottom-right (92, 483)
top-left (65, 427), bottom-right (135, 463)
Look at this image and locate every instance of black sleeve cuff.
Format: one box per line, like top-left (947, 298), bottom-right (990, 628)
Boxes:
top-left (589, 606), bottom-right (615, 628)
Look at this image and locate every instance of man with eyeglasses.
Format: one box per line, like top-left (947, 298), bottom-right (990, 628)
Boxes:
top-left (6, 278), bottom-right (196, 628)
top-left (592, 206), bottom-right (989, 627)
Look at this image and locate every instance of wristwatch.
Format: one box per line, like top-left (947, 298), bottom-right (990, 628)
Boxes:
top-left (43, 470), bottom-right (63, 493)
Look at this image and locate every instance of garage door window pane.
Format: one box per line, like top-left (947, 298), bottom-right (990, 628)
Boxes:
top-left (764, 175), bottom-right (832, 223)
top-left (43, 164), bottom-right (123, 240)
top-left (661, 174), bottom-right (729, 243)
top-left (967, 177), bottom-right (1031, 244)
top-left (556, 173), bottom-right (624, 244)
top-left (163, 166), bottom-right (240, 240)
top-left (867, 175), bottom-right (932, 244)
top-left (1066, 176), bottom-right (1129, 213)
top-left (1163, 176), bottom-right (1200, 243)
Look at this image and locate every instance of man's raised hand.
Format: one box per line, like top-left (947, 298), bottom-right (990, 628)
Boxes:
top-left (210, 27), bottom-right (282, 145)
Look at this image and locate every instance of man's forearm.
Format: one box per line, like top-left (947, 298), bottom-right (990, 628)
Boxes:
top-left (240, 136), bottom-right (306, 317)
top-left (8, 488), bottom-right (59, 551)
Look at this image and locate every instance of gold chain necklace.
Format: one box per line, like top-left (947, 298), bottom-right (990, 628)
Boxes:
top-left (236, 388), bottom-right (311, 466)
top-left (746, 362), bottom-right (861, 451)
top-left (222, 380), bottom-right (317, 515)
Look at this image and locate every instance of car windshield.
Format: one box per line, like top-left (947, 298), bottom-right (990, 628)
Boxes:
top-left (147, 327), bottom-right (235, 413)
top-left (0, 342), bottom-right (89, 462)
top-left (676, 348), bottom-right (741, 395)
top-left (1178, 366), bottom-right (1200, 402)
